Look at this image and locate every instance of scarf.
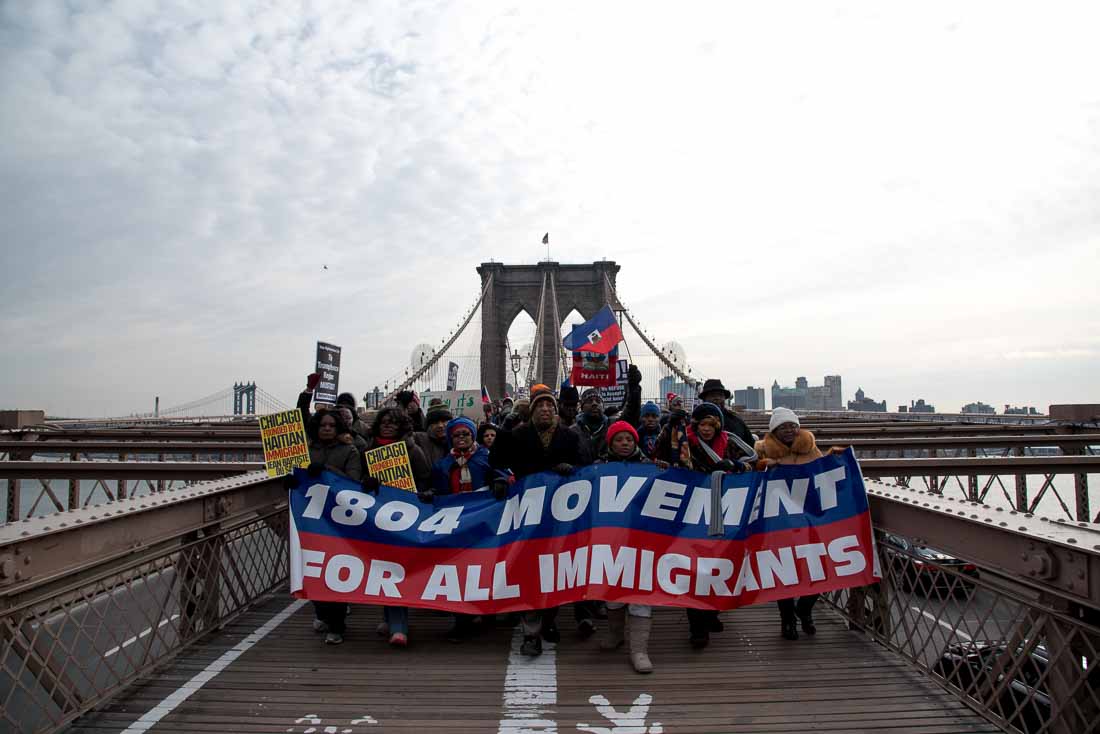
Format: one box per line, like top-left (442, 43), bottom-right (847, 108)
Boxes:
top-left (449, 444), bottom-right (478, 493)
top-left (535, 416), bottom-right (560, 451)
top-left (682, 422), bottom-right (729, 468)
top-left (373, 436), bottom-right (398, 446)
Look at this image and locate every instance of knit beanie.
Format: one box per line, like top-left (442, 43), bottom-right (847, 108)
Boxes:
top-left (641, 401), bottom-right (660, 417)
top-left (445, 416), bottom-right (477, 448)
top-left (559, 385), bottom-right (580, 403)
top-left (769, 407), bottom-right (800, 432)
top-left (336, 392), bottom-right (357, 409)
top-left (606, 420), bottom-right (639, 445)
top-left (530, 391), bottom-right (557, 412)
top-left (692, 402), bottom-right (723, 424)
top-left (530, 383), bottom-right (550, 396)
top-left (580, 388), bottom-right (603, 404)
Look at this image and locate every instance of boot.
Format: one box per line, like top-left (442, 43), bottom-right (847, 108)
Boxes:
top-left (600, 607), bottom-right (626, 650)
top-left (627, 614), bottom-right (653, 674)
top-left (796, 595), bottom-right (818, 635)
top-left (778, 599), bottom-right (799, 640)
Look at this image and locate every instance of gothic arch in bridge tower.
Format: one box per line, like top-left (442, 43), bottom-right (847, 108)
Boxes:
top-left (477, 261), bottom-right (620, 398)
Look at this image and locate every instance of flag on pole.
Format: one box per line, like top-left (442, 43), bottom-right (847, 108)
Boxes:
top-left (561, 305), bottom-right (623, 355)
top-left (481, 386), bottom-right (491, 404)
top-left (541, 232), bottom-right (549, 244)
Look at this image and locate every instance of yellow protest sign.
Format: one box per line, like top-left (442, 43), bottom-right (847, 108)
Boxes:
top-left (259, 409), bottom-right (310, 477)
top-left (365, 441), bottom-right (416, 492)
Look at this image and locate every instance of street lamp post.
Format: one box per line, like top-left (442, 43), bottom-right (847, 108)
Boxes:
top-left (509, 350), bottom-right (523, 395)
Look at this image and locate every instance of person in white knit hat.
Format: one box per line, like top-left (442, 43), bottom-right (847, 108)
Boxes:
top-left (756, 406), bottom-right (823, 640)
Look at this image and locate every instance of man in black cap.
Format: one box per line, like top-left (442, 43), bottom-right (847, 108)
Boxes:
top-left (414, 402), bottom-right (453, 465)
top-left (558, 385), bottom-right (580, 427)
top-left (698, 378), bottom-right (754, 446)
top-left (489, 388), bottom-right (584, 656)
top-left (571, 388), bottom-right (609, 464)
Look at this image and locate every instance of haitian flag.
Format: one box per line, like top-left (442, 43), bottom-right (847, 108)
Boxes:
top-left (289, 449), bottom-right (879, 614)
top-left (570, 346), bottom-right (618, 387)
top-left (562, 305), bottom-right (623, 354)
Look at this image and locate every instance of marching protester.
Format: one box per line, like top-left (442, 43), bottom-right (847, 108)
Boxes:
top-left (395, 390), bottom-right (425, 431)
top-left (755, 406), bottom-right (825, 640)
top-left (557, 384), bottom-right (580, 427)
top-left (415, 403), bottom-right (453, 465)
top-left (489, 387), bottom-right (584, 656)
top-left (361, 406), bottom-right (432, 648)
top-left (336, 392), bottom-right (370, 439)
top-left (637, 402), bottom-right (662, 459)
top-left (336, 405), bottom-right (368, 453)
top-left (286, 386), bottom-right (363, 646)
top-left (500, 398), bottom-right (530, 431)
top-left (655, 401), bottom-right (756, 648)
top-left (597, 420), bottom-right (656, 673)
top-left (697, 378), bottom-right (755, 445)
top-left (430, 416), bottom-right (495, 641)
top-left (572, 388), bottom-right (609, 462)
top-left (660, 392), bottom-right (684, 427)
top-left (476, 422), bottom-right (498, 450)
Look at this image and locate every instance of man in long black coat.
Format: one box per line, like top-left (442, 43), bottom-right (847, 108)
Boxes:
top-left (489, 389), bottom-right (583, 657)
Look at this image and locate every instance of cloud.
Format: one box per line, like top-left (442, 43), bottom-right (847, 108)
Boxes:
top-left (1, 1), bottom-right (1099, 417)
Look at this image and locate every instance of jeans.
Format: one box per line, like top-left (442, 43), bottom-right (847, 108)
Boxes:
top-left (384, 606), bottom-right (409, 635)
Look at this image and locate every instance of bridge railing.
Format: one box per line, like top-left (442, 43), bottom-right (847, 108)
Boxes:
top-left (0, 472), bottom-right (288, 734)
top-left (827, 480), bottom-right (1100, 734)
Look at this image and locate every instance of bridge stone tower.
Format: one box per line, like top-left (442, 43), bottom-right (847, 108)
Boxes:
top-left (478, 261), bottom-right (621, 399)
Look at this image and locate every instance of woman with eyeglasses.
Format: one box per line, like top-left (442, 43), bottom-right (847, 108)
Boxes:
top-left (361, 406), bottom-right (432, 647)
top-left (429, 416), bottom-right (496, 641)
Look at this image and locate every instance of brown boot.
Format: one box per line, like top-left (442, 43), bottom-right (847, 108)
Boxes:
top-left (600, 606), bottom-right (626, 650)
top-left (627, 614), bottom-right (653, 673)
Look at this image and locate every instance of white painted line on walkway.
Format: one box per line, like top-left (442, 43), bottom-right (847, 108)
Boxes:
top-left (497, 627), bottom-right (557, 734)
top-left (120, 598), bottom-right (307, 733)
top-left (105, 614), bottom-right (181, 658)
top-left (911, 606), bottom-right (974, 642)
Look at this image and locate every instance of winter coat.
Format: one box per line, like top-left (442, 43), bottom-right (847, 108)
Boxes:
top-left (431, 445), bottom-right (496, 494)
top-left (597, 446), bottom-right (650, 465)
top-left (489, 421), bottom-right (584, 479)
top-left (636, 424), bottom-right (662, 459)
top-left (716, 405), bottom-right (755, 446)
top-left (308, 439), bottom-right (363, 481)
top-left (365, 435), bottom-right (432, 491)
top-left (413, 431), bottom-right (450, 467)
top-left (754, 430), bottom-right (824, 467)
top-left (654, 424), bottom-right (749, 473)
top-left (571, 414), bottom-right (609, 466)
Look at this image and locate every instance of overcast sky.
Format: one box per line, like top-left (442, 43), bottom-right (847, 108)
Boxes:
top-left (2, 1), bottom-right (1098, 418)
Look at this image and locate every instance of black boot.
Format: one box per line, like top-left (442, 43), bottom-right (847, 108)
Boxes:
top-left (687, 609), bottom-right (710, 649)
top-left (796, 595), bottom-right (818, 635)
top-left (778, 599), bottom-right (799, 640)
top-left (520, 635), bottom-right (543, 656)
top-left (781, 619), bottom-right (799, 640)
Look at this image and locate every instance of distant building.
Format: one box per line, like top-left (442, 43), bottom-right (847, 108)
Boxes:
top-left (772, 375), bottom-right (842, 411)
top-left (961, 401), bottom-right (996, 415)
top-left (901, 399), bottom-right (935, 413)
top-left (734, 386), bottom-right (766, 410)
top-left (1004, 405), bottom-right (1040, 415)
top-left (364, 387), bottom-right (384, 409)
top-left (659, 375), bottom-right (695, 407)
top-left (847, 387), bottom-right (886, 412)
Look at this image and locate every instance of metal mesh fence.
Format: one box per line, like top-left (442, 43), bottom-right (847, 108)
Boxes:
top-left (825, 528), bottom-right (1100, 734)
top-left (0, 508), bottom-right (288, 733)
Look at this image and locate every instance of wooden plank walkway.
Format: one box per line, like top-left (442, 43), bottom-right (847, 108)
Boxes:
top-left (70, 597), bottom-right (1001, 734)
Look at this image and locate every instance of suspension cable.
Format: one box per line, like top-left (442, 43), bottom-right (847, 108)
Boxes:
top-left (602, 273), bottom-right (700, 387)
top-left (384, 273), bottom-right (494, 402)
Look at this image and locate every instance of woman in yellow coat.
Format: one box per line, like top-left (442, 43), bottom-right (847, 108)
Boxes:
top-left (755, 407), bottom-right (823, 640)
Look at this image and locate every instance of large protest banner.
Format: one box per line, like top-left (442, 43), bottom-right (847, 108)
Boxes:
top-left (364, 442), bottom-right (416, 491)
top-left (259, 409), bottom-right (310, 477)
top-left (419, 389), bottom-right (481, 416)
top-left (315, 341), bottom-right (342, 405)
top-left (289, 450), bottom-right (879, 614)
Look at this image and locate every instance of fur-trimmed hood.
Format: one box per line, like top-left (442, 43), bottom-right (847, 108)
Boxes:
top-left (754, 430), bottom-right (823, 467)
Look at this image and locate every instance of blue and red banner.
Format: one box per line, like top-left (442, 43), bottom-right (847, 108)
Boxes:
top-left (562, 305), bottom-right (623, 355)
top-left (570, 346), bottom-right (618, 387)
top-left (289, 449), bottom-right (879, 614)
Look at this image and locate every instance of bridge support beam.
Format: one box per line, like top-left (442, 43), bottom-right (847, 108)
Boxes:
top-left (477, 261), bottom-right (620, 398)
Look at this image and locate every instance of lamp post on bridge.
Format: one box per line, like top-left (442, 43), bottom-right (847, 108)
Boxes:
top-left (509, 350), bottom-right (523, 396)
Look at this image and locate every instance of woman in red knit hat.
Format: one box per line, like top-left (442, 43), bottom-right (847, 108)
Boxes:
top-left (596, 421), bottom-right (655, 673)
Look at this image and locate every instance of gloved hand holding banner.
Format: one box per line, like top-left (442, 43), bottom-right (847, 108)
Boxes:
top-left (288, 449), bottom-right (879, 613)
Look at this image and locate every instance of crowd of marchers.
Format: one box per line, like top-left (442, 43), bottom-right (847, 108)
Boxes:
top-left (286, 367), bottom-right (842, 675)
